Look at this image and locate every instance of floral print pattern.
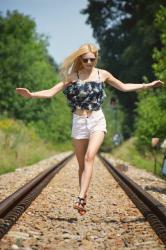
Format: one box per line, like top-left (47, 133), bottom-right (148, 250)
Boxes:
top-left (63, 80), bottom-right (106, 112)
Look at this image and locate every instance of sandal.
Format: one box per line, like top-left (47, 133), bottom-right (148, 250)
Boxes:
top-left (78, 195), bottom-right (87, 216)
top-left (83, 194), bottom-right (87, 206)
top-left (79, 198), bottom-right (87, 216)
top-left (73, 197), bottom-right (86, 215)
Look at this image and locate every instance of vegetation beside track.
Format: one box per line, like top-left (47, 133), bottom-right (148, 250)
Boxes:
top-left (0, 118), bottom-right (72, 175)
top-left (110, 137), bottom-right (164, 177)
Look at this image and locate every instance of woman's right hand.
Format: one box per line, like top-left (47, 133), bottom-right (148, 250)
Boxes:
top-left (16, 88), bottom-right (33, 98)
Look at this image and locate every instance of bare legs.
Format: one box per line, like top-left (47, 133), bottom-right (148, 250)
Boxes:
top-left (73, 132), bottom-right (105, 199)
top-left (72, 138), bottom-right (89, 190)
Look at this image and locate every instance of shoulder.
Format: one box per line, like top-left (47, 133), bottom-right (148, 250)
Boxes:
top-left (96, 68), bottom-right (112, 82)
top-left (66, 72), bottom-right (78, 82)
top-left (62, 72), bottom-right (78, 88)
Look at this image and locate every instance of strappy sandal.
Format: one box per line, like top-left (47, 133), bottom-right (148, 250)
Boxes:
top-left (73, 197), bottom-right (86, 215)
top-left (83, 194), bottom-right (87, 206)
top-left (78, 195), bottom-right (87, 216)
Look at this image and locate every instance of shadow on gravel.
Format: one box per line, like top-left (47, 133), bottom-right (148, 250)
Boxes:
top-left (104, 217), bottom-right (145, 224)
top-left (144, 185), bottom-right (166, 194)
top-left (120, 217), bottom-right (145, 224)
top-left (53, 217), bottom-right (78, 223)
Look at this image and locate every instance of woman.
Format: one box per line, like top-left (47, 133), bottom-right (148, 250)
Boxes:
top-left (16, 43), bottom-right (164, 215)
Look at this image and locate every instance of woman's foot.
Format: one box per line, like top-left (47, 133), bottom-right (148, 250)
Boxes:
top-left (73, 197), bottom-right (86, 215)
top-left (78, 194), bottom-right (88, 216)
top-left (83, 194), bottom-right (87, 206)
top-left (79, 194), bottom-right (87, 215)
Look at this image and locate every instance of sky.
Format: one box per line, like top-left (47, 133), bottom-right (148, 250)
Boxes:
top-left (0, 0), bottom-right (97, 64)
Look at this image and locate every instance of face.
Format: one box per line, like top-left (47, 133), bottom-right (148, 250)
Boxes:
top-left (80, 52), bottom-right (96, 70)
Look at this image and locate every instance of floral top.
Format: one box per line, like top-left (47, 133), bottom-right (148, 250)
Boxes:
top-left (63, 70), bottom-right (106, 112)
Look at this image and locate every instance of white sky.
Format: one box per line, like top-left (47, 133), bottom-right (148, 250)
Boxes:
top-left (0, 0), bottom-right (98, 64)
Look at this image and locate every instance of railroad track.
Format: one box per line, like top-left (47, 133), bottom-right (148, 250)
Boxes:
top-left (99, 154), bottom-right (166, 246)
top-left (0, 153), bottom-right (74, 240)
top-left (0, 153), bottom-right (165, 249)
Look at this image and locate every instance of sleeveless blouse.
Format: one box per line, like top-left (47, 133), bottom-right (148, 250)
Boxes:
top-left (63, 70), bottom-right (106, 113)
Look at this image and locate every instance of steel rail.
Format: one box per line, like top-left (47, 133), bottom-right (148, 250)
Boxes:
top-left (0, 153), bottom-right (74, 239)
top-left (99, 154), bottom-right (166, 246)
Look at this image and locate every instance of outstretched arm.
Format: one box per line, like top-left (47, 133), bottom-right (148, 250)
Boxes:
top-left (102, 70), bottom-right (164, 92)
top-left (16, 80), bottom-right (70, 99)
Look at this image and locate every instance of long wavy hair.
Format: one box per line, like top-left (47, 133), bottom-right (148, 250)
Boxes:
top-left (60, 43), bottom-right (98, 80)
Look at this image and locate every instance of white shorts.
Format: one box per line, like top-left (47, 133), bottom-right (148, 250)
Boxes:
top-left (71, 109), bottom-right (107, 139)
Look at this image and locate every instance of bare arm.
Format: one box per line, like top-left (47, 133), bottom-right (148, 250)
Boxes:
top-left (16, 80), bottom-right (70, 99)
top-left (102, 70), bottom-right (164, 92)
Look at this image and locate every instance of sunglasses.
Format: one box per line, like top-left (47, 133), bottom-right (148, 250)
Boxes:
top-left (81, 57), bottom-right (96, 63)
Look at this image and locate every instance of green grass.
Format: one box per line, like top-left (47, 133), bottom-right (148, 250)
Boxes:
top-left (53, 141), bottom-right (73, 152)
top-left (110, 137), bottom-right (165, 177)
top-left (0, 142), bottom-right (54, 175)
top-left (0, 118), bottom-right (73, 175)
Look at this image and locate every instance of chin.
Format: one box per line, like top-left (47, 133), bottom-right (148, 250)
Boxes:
top-left (85, 65), bottom-right (93, 69)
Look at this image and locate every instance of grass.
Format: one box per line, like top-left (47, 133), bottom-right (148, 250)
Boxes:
top-left (110, 137), bottom-right (165, 177)
top-left (0, 118), bottom-right (73, 175)
top-left (53, 141), bottom-right (73, 152)
top-left (3, 118), bottom-right (164, 178)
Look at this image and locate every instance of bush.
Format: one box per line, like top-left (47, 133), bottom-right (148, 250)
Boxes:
top-left (0, 118), bottom-right (58, 175)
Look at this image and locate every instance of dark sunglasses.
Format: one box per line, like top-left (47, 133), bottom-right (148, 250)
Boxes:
top-left (81, 58), bottom-right (96, 63)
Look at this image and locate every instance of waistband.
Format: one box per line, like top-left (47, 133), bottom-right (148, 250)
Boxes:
top-left (73, 109), bottom-right (103, 118)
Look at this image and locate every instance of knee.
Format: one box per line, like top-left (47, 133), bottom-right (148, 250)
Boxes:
top-left (84, 152), bottom-right (95, 163)
top-left (78, 164), bottom-right (84, 172)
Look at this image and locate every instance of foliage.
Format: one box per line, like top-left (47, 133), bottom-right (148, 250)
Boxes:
top-left (29, 92), bottom-right (72, 144)
top-left (0, 10), bottom-right (72, 144)
top-left (110, 137), bottom-right (164, 177)
top-left (0, 11), bottom-right (51, 119)
top-left (82, 0), bottom-right (166, 136)
top-left (153, 6), bottom-right (166, 81)
top-left (102, 86), bottom-right (125, 151)
top-left (134, 90), bottom-right (166, 149)
top-left (0, 118), bottom-right (58, 175)
top-left (134, 6), bottom-right (166, 149)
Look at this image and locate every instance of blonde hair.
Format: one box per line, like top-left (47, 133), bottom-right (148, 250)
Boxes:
top-left (60, 43), bottom-right (98, 80)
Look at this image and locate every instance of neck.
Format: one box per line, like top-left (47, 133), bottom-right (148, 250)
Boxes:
top-left (81, 67), bottom-right (94, 75)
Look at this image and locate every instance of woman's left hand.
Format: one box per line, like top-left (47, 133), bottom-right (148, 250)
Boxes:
top-left (149, 80), bottom-right (164, 88)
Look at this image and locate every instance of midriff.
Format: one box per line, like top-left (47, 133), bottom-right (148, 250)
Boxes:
top-left (74, 108), bottom-right (93, 117)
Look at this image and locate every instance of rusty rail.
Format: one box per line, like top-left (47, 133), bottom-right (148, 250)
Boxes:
top-left (99, 154), bottom-right (166, 245)
top-left (0, 153), bottom-right (74, 239)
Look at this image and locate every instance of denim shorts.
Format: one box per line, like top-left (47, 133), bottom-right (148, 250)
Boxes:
top-left (71, 109), bottom-right (107, 139)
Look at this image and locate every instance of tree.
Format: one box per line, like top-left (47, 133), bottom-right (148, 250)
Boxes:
top-left (134, 6), bottom-right (166, 148)
top-left (0, 10), bottom-right (71, 144)
top-left (82, 0), bottom-right (165, 136)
